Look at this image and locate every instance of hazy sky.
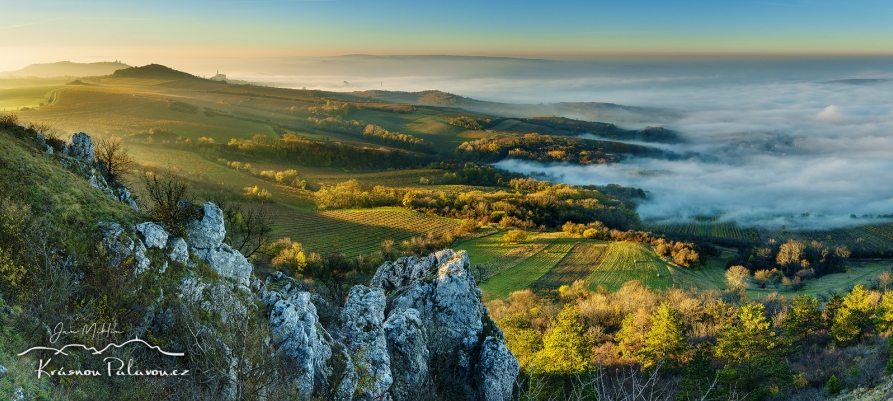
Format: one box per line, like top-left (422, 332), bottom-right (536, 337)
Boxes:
top-left (1, 0), bottom-right (892, 72)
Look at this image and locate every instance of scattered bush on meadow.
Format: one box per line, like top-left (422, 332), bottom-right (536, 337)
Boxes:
top-left (447, 116), bottom-right (483, 130)
top-left (502, 229), bottom-right (527, 244)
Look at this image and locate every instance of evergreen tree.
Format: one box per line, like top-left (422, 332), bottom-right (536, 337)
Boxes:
top-left (716, 303), bottom-right (778, 364)
top-left (498, 313), bottom-right (542, 371)
top-left (615, 307), bottom-right (652, 360)
top-left (676, 346), bottom-right (718, 401)
top-left (781, 294), bottom-right (822, 348)
top-left (824, 374), bottom-right (841, 396)
top-left (638, 301), bottom-right (688, 371)
top-left (823, 294), bottom-right (844, 330)
top-left (716, 303), bottom-right (790, 400)
top-left (535, 304), bottom-right (591, 373)
top-left (831, 285), bottom-right (873, 344)
top-left (876, 292), bottom-right (893, 333)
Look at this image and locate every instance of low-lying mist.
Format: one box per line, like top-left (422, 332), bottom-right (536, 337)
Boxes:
top-left (235, 56), bottom-right (893, 229)
top-left (490, 62), bottom-right (893, 229)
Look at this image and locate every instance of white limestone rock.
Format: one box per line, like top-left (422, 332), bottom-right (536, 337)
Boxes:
top-left (166, 237), bottom-right (189, 264)
top-left (134, 239), bottom-right (151, 275)
top-left (186, 202), bottom-right (226, 249)
top-left (341, 285), bottom-right (392, 400)
top-left (66, 132), bottom-right (94, 162)
top-left (136, 222), bottom-right (169, 249)
top-left (100, 222), bottom-right (134, 267)
top-left (192, 244), bottom-right (252, 286)
top-left (269, 293), bottom-right (333, 398)
top-left (383, 308), bottom-right (430, 401)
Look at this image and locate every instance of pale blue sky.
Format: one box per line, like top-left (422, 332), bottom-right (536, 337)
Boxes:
top-left (1, 0), bottom-right (891, 71)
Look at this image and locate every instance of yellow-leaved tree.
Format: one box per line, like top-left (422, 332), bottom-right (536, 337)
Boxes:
top-left (831, 284), bottom-right (874, 344)
top-left (535, 304), bottom-right (591, 373)
top-left (637, 301), bottom-right (688, 370)
top-left (615, 307), bottom-right (652, 360)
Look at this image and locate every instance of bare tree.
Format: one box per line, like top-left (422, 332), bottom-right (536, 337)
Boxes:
top-left (141, 168), bottom-right (195, 236)
top-left (27, 121), bottom-right (61, 141)
top-left (96, 136), bottom-right (136, 183)
top-left (179, 292), bottom-right (292, 400)
top-left (211, 197), bottom-right (274, 258)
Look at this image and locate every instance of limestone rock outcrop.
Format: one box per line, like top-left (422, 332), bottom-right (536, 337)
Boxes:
top-left (187, 202), bottom-right (227, 249)
top-left (268, 293), bottom-right (333, 398)
top-left (382, 308), bottom-right (430, 400)
top-left (65, 132), bottom-right (94, 162)
top-left (52, 132), bottom-right (140, 211)
top-left (191, 244), bottom-right (252, 286)
top-left (373, 250), bottom-right (519, 400)
top-left (262, 249), bottom-right (519, 401)
top-left (341, 286), bottom-right (392, 400)
top-left (185, 202), bottom-right (252, 285)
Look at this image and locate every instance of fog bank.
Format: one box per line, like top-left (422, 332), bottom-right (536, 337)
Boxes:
top-left (237, 56), bottom-right (893, 228)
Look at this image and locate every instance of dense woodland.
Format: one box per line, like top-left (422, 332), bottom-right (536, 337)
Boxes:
top-left (492, 278), bottom-right (893, 400)
top-left (313, 178), bottom-right (643, 232)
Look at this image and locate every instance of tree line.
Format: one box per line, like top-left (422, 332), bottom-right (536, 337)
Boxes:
top-left (313, 177), bottom-right (643, 231)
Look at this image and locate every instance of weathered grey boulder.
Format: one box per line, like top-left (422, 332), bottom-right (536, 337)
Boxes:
top-left (371, 253), bottom-right (438, 290)
top-left (341, 286), bottom-right (392, 400)
top-left (167, 237), bottom-right (189, 264)
top-left (261, 272), bottom-right (307, 306)
top-left (187, 202), bottom-right (226, 249)
top-left (192, 244), bottom-right (252, 286)
top-left (136, 222), bottom-right (169, 249)
top-left (0, 364), bottom-right (7, 376)
top-left (13, 387), bottom-right (24, 401)
top-left (383, 308), bottom-right (430, 400)
top-left (269, 293), bottom-right (333, 398)
top-left (66, 132), bottom-right (94, 162)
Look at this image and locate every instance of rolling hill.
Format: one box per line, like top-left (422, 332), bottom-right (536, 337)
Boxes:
top-left (352, 89), bottom-right (684, 128)
top-left (0, 61), bottom-right (130, 78)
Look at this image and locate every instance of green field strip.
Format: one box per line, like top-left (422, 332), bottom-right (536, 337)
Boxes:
top-left (0, 85), bottom-right (64, 109)
top-left (477, 239), bottom-right (556, 282)
top-left (479, 239), bottom-right (576, 300)
top-left (273, 207), bottom-right (461, 258)
top-left (588, 242), bottom-right (673, 292)
top-left (862, 224), bottom-right (893, 241)
top-left (455, 232), bottom-right (510, 266)
top-left (530, 242), bottom-right (609, 290)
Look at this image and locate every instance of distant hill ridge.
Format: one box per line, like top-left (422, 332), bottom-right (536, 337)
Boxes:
top-left (353, 89), bottom-right (685, 141)
top-left (110, 64), bottom-right (205, 80)
top-left (0, 61), bottom-right (130, 78)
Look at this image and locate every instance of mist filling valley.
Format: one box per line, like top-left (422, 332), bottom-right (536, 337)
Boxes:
top-left (230, 56), bottom-right (893, 229)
